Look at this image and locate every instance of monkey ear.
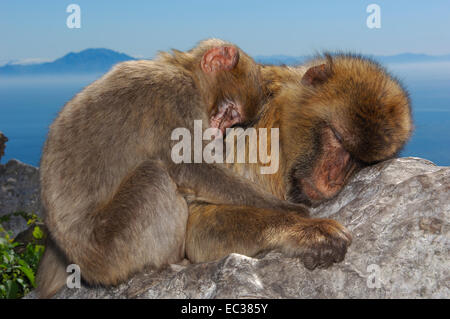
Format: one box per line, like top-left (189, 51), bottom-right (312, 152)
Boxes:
top-left (201, 46), bottom-right (240, 73)
top-left (301, 63), bottom-right (332, 87)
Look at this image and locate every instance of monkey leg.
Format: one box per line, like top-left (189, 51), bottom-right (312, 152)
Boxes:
top-left (69, 160), bottom-right (188, 286)
top-left (186, 203), bottom-right (352, 270)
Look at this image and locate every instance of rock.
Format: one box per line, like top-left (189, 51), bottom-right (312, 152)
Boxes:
top-left (0, 159), bottom-right (42, 237)
top-left (24, 157), bottom-right (448, 299)
top-left (0, 131), bottom-right (7, 161)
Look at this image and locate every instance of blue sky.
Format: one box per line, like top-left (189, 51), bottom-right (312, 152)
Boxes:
top-left (1, 1), bottom-right (450, 64)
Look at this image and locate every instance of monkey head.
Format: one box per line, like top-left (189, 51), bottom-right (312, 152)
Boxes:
top-left (191, 39), bottom-right (265, 134)
top-left (267, 54), bottom-right (413, 206)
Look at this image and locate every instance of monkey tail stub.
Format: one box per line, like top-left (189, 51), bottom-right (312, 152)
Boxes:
top-left (36, 237), bottom-right (69, 298)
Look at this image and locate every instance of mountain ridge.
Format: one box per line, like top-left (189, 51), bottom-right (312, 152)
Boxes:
top-left (1, 48), bottom-right (450, 75)
top-left (0, 48), bottom-right (135, 75)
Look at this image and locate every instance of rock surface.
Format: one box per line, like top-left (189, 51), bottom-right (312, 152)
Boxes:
top-left (0, 159), bottom-right (42, 237)
top-left (23, 157), bottom-right (449, 299)
top-left (0, 131), bottom-right (7, 161)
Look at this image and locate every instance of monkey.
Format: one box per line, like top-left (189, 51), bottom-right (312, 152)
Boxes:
top-left (36, 39), bottom-right (315, 298)
top-left (185, 53), bottom-right (412, 269)
top-left (38, 46), bottom-right (405, 298)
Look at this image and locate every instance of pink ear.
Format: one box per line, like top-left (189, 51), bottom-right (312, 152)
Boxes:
top-left (201, 46), bottom-right (240, 73)
top-left (301, 63), bottom-right (332, 87)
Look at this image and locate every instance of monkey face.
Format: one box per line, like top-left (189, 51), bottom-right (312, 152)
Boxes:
top-left (271, 54), bottom-right (412, 206)
top-left (286, 122), bottom-right (363, 207)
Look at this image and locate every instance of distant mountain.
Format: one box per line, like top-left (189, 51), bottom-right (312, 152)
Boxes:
top-left (1, 49), bottom-right (450, 76)
top-left (255, 53), bottom-right (450, 66)
top-left (0, 48), bottom-right (135, 75)
top-left (374, 53), bottom-right (450, 64)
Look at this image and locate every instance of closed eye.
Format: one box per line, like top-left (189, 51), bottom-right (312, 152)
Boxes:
top-left (331, 127), bottom-right (344, 144)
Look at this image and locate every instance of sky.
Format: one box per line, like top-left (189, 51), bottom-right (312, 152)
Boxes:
top-left (1, 1), bottom-right (450, 64)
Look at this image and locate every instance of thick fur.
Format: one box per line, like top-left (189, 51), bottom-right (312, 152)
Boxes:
top-left (187, 203), bottom-right (351, 270)
top-left (37, 39), bottom-right (307, 298)
top-left (36, 237), bottom-right (68, 298)
top-left (38, 50), bottom-right (412, 297)
top-left (260, 54), bottom-right (412, 204)
top-left (186, 54), bottom-right (412, 265)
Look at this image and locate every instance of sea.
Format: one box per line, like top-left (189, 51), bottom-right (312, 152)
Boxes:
top-left (0, 62), bottom-right (449, 167)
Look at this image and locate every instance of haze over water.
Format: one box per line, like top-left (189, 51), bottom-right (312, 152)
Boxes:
top-left (0, 61), bottom-right (449, 167)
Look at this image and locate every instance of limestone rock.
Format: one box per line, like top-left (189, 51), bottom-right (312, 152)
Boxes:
top-left (24, 157), bottom-right (448, 299)
top-left (0, 131), bottom-right (7, 161)
top-left (0, 159), bottom-right (42, 237)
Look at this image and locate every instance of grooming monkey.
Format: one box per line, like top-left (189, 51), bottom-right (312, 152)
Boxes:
top-left (37, 39), bottom-right (309, 298)
top-left (38, 42), bottom-right (411, 297)
top-left (186, 54), bottom-right (412, 268)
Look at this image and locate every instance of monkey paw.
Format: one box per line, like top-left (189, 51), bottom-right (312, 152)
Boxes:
top-left (288, 219), bottom-right (352, 270)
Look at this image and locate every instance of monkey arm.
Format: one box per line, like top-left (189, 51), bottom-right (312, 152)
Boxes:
top-left (185, 202), bottom-right (352, 270)
top-left (168, 162), bottom-right (308, 214)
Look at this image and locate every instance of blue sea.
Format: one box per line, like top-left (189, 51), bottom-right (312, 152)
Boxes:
top-left (0, 62), bottom-right (449, 167)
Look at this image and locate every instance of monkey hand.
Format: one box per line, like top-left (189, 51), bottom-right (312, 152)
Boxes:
top-left (281, 218), bottom-right (352, 270)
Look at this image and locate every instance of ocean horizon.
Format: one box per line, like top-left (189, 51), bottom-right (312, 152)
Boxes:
top-left (1, 61), bottom-right (449, 167)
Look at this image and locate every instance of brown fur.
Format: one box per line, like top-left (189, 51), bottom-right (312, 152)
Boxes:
top-left (256, 54), bottom-right (412, 205)
top-left (186, 54), bottom-right (412, 267)
top-left (38, 49), bottom-right (412, 297)
top-left (187, 203), bottom-right (351, 270)
top-left (36, 39), bottom-right (307, 298)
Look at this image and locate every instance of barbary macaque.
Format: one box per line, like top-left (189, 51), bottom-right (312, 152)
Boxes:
top-left (186, 54), bottom-right (412, 268)
top-left (38, 42), bottom-right (411, 298)
top-left (37, 39), bottom-right (310, 298)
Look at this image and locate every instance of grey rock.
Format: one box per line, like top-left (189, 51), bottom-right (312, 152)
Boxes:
top-left (0, 159), bottom-right (42, 237)
top-left (25, 157), bottom-right (450, 298)
top-left (0, 131), bottom-right (7, 161)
